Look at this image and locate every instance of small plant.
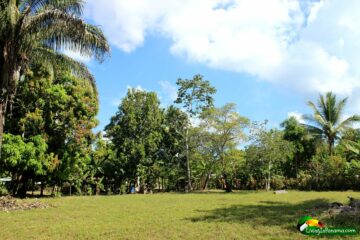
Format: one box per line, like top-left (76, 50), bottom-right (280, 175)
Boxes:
top-left (0, 185), bottom-right (9, 196)
top-left (120, 183), bottom-right (128, 195)
top-left (271, 175), bottom-right (285, 190)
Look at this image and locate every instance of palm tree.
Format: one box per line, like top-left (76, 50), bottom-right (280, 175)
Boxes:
top-left (303, 92), bottom-right (360, 155)
top-left (0, 0), bottom-right (110, 151)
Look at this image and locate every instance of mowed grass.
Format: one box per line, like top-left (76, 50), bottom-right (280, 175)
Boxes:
top-left (1, 191), bottom-right (360, 240)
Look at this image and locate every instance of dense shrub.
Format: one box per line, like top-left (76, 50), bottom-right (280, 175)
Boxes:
top-left (0, 185), bottom-right (8, 196)
top-left (271, 175), bottom-right (285, 190)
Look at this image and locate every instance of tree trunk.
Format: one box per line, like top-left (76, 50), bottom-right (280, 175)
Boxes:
top-left (329, 139), bottom-right (333, 156)
top-left (0, 100), bottom-right (4, 160)
top-left (0, 64), bottom-right (20, 159)
top-left (185, 127), bottom-right (192, 191)
top-left (202, 173), bottom-right (210, 190)
top-left (295, 154), bottom-right (298, 178)
top-left (223, 173), bottom-right (232, 192)
top-left (266, 161), bottom-right (271, 191)
top-left (17, 175), bottom-right (29, 198)
top-left (40, 181), bottom-right (44, 197)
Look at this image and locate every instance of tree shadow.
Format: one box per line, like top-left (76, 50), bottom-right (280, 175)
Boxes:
top-left (189, 190), bottom-right (258, 195)
top-left (187, 199), bottom-right (332, 232)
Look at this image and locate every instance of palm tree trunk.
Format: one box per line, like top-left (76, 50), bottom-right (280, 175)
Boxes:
top-left (328, 137), bottom-right (334, 156)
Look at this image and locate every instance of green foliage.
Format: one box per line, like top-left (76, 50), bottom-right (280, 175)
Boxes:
top-left (159, 106), bottom-right (188, 190)
top-left (1, 134), bottom-right (48, 176)
top-left (0, 0), bottom-right (109, 157)
top-left (198, 103), bottom-right (249, 191)
top-left (304, 92), bottom-right (360, 155)
top-left (4, 65), bottom-right (99, 196)
top-left (270, 175), bottom-right (285, 190)
top-left (105, 89), bottom-right (164, 192)
top-left (281, 117), bottom-right (316, 178)
top-left (246, 122), bottom-right (294, 190)
top-left (0, 133), bottom-right (49, 196)
top-left (344, 160), bottom-right (360, 190)
top-left (175, 74), bottom-right (216, 116)
top-left (175, 74), bottom-right (217, 191)
top-left (0, 185), bottom-right (8, 196)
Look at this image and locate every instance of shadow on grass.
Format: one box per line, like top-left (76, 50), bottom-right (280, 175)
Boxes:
top-left (187, 199), bottom-right (332, 232)
top-left (188, 190), bottom-right (259, 195)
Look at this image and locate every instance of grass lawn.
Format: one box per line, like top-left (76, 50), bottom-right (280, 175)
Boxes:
top-left (1, 191), bottom-right (360, 239)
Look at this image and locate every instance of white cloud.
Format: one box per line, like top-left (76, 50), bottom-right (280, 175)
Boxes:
top-left (111, 85), bottom-right (146, 106)
top-left (86, 0), bottom-right (360, 111)
top-left (159, 80), bottom-right (178, 103)
top-left (287, 111), bottom-right (305, 124)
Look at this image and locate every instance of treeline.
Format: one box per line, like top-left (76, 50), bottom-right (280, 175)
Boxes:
top-left (1, 0), bottom-right (359, 198)
top-left (2, 69), bottom-right (360, 197)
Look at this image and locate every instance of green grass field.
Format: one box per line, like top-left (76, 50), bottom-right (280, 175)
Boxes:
top-left (1, 191), bottom-right (360, 240)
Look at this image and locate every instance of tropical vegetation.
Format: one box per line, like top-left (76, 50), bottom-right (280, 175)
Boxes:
top-left (0, 1), bottom-right (360, 200)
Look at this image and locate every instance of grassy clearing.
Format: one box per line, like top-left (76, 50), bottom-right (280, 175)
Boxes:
top-left (1, 191), bottom-right (360, 240)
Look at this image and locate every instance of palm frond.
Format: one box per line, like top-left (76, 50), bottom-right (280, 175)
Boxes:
top-left (301, 123), bottom-right (323, 136)
top-left (22, 9), bottom-right (110, 62)
top-left (341, 139), bottom-right (360, 154)
top-left (334, 115), bottom-right (360, 132)
top-left (303, 104), bottom-right (327, 128)
top-left (334, 97), bottom-right (347, 125)
top-left (39, 0), bottom-right (83, 15)
top-left (19, 0), bottom-right (83, 15)
top-left (31, 46), bottom-right (97, 94)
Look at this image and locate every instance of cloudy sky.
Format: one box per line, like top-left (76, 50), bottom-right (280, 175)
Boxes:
top-left (81, 0), bottom-right (360, 131)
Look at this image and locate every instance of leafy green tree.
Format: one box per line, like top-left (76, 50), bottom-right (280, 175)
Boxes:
top-left (304, 92), bottom-right (360, 155)
top-left (0, 133), bottom-right (49, 197)
top-left (90, 133), bottom-right (116, 194)
top-left (223, 148), bottom-right (246, 189)
top-left (175, 74), bottom-right (216, 191)
top-left (337, 128), bottom-right (360, 161)
top-left (281, 117), bottom-right (316, 177)
top-left (0, 0), bottom-right (109, 152)
top-left (6, 65), bottom-right (99, 193)
top-left (160, 106), bottom-right (188, 191)
top-left (105, 89), bottom-right (164, 193)
top-left (247, 122), bottom-right (294, 191)
top-left (199, 103), bottom-right (249, 192)
top-left (190, 126), bottom-right (219, 190)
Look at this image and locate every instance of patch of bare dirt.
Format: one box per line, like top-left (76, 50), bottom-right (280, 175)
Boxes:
top-left (0, 195), bottom-right (50, 212)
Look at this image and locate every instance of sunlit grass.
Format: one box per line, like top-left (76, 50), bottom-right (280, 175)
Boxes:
top-left (1, 191), bottom-right (359, 239)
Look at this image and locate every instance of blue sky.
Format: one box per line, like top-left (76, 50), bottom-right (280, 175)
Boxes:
top-left (89, 35), bottom-right (309, 132)
top-left (79, 0), bottom-right (360, 132)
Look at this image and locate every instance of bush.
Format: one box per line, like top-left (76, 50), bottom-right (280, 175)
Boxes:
top-left (344, 160), bottom-right (360, 190)
top-left (0, 185), bottom-right (8, 196)
top-left (297, 171), bottom-right (312, 190)
top-left (284, 178), bottom-right (298, 189)
top-left (271, 175), bottom-right (285, 190)
top-left (120, 183), bottom-right (127, 194)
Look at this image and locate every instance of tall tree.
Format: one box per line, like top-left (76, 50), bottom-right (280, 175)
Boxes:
top-left (281, 117), bottom-right (316, 177)
top-left (160, 106), bottom-right (188, 191)
top-left (304, 92), bottom-right (360, 155)
top-left (248, 122), bottom-right (294, 191)
top-left (175, 74), bottom-right (216, 191)
top-left (6, 65), bottom-right (99, 193)
top-left (0, 0), bottom-right (109, 152)
top-left (105, 89), bottom-right (164, 193)
top-left (199, 103), bottom-right (249, 192)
